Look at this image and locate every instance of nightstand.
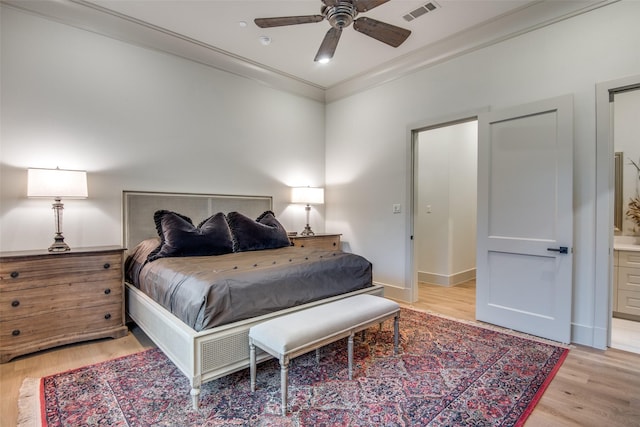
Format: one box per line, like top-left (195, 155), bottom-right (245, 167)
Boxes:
top-left (0, 246), bottom-right (128, 363)
top-left (289, 233), bottom-right (341, 251)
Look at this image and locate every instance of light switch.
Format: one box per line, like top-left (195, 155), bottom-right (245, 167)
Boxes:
top-left (393, 204), bottom-right (401, 214)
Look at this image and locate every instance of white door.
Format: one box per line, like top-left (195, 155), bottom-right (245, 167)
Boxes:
top-left (476, 95), bottom-right (573, 343)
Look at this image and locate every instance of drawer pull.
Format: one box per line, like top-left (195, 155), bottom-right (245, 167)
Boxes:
top-left (103, 263), bottom-right (111, 269)
top-left (12, 330), bottom-right (20, 336)
top-left (104, 288), bottom-right (111, 295)
top-left (10, 271), bottom-right (19, 279)
top-left (11, 300), bottom-right (20, 307)
top-left (332, 242), bottom-right (337, 246)
top-left (104, 313), bottom-right (112, 320)
top-left (300, 244), bottom-right (305, 248)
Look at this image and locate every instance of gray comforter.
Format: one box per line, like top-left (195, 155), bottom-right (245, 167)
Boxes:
top-left (125, 239), bottom-right (372, 331)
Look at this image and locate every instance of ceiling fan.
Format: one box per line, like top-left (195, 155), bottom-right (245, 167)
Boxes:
top-left (254, 0), bottom-right (411, 63)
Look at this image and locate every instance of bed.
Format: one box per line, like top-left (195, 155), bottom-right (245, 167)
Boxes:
top-left (122, 191), bottom-right (383, 408)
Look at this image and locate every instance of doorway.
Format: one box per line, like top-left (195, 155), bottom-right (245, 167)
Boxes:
top-left (413, 119), bottom-right (478, 320)
top-left (596, 74), bottom-right (640, 352)
top-left (610, 87), bottom-right (640, 354)
top-left (411, 96), bottom-right (574, 344)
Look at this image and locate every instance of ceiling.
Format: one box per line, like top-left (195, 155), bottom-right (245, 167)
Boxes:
top-left (84, 0), bottom-right (533, 89)
top-left (2, 0), bottom-right (615, 101)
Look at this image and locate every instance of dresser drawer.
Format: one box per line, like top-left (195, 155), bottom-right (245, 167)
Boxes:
top-left (618, 251), bottom-right (640, 268)
top-left (0, 301), bottom-right (124, 348)
top-left (615, 260), bottom-right (640, 317)
top-left (0, 280), bottom-right (122, 320)
top-left (617, 290), bottom-right (640, 316)
top-left (290, 234), bottom-right (341, 251)
top-left (617, 266), bottom-right (640, 292)
top-left (0, 253), bottom-right (122, 292)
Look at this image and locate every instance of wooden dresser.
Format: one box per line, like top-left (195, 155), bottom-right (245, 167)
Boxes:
top-left (0, 246), bottom-right (128, 363)
top-left (289, 233), bottom-right (341, 251)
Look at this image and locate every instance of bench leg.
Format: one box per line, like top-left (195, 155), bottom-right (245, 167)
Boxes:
top-left (190, 387), bottom-right (200, 409)
top-left (249, 341), bottom-right (256, 392)
top-left (280, 356), bottom-right (289, 416)
top-left (315, 348), bottom-right (320, 364)
top-left (348, 332), bottom-right (354, 380)
top-left (190, 374), bottom-right (201, 409)
top-left (393, 313), bottom-right (400, 355)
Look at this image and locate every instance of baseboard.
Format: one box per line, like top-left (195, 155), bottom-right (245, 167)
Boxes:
top-left (376, 281), bottom-right (413, 303)
top-left (592, 324), bottom-right (608, 350)
top-left (571, 320), bottom-right (611, 349)
top-left (418, 268), bottom-right (476, 287)
top-left (613, 311), bottom-right (640, 322)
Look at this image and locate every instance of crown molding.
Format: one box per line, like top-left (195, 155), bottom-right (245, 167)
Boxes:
top-left (324, 0), bottom-right (619, 102)
top-left (1, 0), bottom-right (327, 102)
top-left (2, 0), bottom-right (618, 104)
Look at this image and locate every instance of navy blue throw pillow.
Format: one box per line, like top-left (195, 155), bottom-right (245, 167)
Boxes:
top-left (227, 210), bottom-right (290, 252)
top-left (147, 210), bottom-right (234, 261)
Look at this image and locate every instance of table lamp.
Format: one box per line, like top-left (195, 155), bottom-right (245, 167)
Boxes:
top-left (27, 167), bottom-right (88, 252)
top-left (291, 187), bottom-right (324, 236)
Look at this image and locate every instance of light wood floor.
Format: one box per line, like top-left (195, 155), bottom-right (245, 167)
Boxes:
top-left (1, 283), bottom-right (639, 426)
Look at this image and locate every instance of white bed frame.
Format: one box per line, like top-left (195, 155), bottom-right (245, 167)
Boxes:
top-left (122, 191), bottom-right (383, 408)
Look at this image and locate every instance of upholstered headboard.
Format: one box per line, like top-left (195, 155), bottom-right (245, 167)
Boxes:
top-left (123, 191), bottom-right (272, 252)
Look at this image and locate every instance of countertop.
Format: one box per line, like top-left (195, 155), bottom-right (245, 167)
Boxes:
top-left (614, 236), bottom-right (640, 252)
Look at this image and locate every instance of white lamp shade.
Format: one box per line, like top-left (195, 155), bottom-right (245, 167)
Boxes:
top-left (27, 168), bottom-right (88, 198)
top-left (291, 187), bottom-right (324, 205)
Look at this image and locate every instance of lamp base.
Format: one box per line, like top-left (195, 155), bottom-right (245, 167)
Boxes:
top-left (48, 234), bottom-right (70, 252)
top-left (300, 204), bottom-right (315, 236)
top-left (300, 225), bottom-right (315, 236)
top-left (48, 199), bottom-right (71, 252)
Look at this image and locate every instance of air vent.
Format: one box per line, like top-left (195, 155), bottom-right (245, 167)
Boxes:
top-left (403, 1), bottom-right (440, 22)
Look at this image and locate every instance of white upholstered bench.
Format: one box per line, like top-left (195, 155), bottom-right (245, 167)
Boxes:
top-left (248, 294), bottom-right (400, 416)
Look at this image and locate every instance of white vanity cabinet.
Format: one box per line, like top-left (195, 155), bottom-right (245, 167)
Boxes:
top-left (614, 249), bottom-right (640, 319)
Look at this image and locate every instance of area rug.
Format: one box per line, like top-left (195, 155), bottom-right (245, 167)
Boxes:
top-left (19, 308), bottom-right (568, 426)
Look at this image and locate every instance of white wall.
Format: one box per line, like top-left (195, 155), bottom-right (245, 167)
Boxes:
top-left (416, 121), bottom-right (477, 285)
top-left (325, 0), bottom-right (640, 346)
top-left (0, 7), bottom-right (326, 251)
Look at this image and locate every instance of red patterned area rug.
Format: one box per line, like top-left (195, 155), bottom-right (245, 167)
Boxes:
top-left (19, 308), bottom-right (568, 426)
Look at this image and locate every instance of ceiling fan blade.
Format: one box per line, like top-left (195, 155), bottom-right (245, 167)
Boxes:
top-left (353, 0), bottom-right (391, 13)
top-left (353, 16), bottom-right (411, 47)
top-left (254, 15), bottom-right (324, 28)
top-left (314, 27), bottom-right (342, 62)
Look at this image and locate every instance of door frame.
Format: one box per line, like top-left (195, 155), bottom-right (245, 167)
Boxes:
top-left (406, 107), bottom-right (488, 303)
top-left (595, 74), bottom-right (640, 349)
